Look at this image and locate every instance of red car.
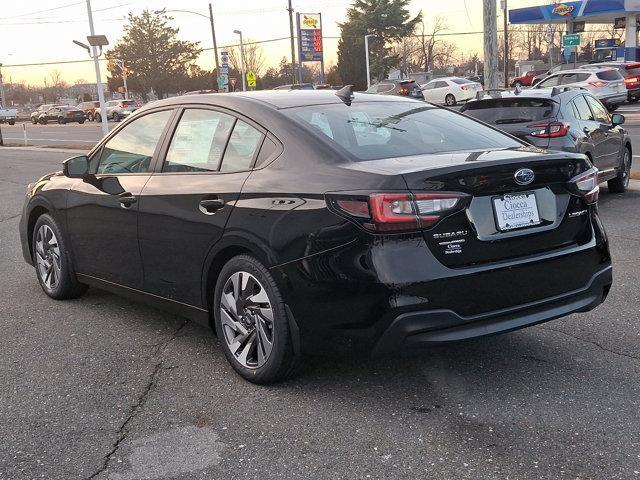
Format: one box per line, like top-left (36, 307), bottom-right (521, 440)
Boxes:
top-left (510, 70), bottom-right (547, 87)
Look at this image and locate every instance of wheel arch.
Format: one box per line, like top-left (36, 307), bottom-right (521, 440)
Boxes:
top-left (27, 205), bottom-right (51, 259)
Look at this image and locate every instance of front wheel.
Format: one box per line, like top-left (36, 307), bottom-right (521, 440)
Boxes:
top-left (57, 117), bottom-right (66, 124)
top-left (8, 120), bottom-right (15, 125)
top-left (32, 214), bottom-right (88, 300)
top-left (213, 255), bottom-right (298, 384)
top-left (112, 112), bottom-right (120, 122)
top-left (78, 119), bottom-right (85, 124)
top-left (445, 94), bottom-right (456, 106)
top-left (87, 112), bottom-right (94, 121)
top-left (39, 118), bottom-right (47, 125)
top-left (608, 147), bottom-right (631, 193)
top-left (31, 117), bottom-right (38, 125)
top-left (94, 113), bottom-right (101, 122)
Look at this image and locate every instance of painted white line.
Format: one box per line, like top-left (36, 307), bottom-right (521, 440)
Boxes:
top-left (4, 137), bottom-right (97, 143)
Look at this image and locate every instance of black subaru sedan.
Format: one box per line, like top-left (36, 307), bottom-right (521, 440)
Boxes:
top-left (19, 89), bottom-right (612, 383)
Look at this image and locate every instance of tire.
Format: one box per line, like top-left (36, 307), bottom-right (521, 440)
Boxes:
top-left (445, 94), bottom-right (456, 106)
top-left (39, 118), bottom-right (47, 125)
top-left (87, 112), bottom-right (94, 122)
top-left (94, 113), bottom-right (101, 122)
top-left (32, 214), bottom-right (88, 300)
top-left (514, 81), bottom-right (523, 87)
top-left (213, 255), bottom-right (298, 384)
top-left (57, 117), bottom-right (66, 124)
top-left (608, 146), bottom-right (631, 193)
top-left (112, 112), bottom-right (120, 122)
top-left (78, 120), bottom-right (85, 124)
top-left (31, 117), bottom-right (38, 125)
top-left (8, 120), bottom-right (15, 125)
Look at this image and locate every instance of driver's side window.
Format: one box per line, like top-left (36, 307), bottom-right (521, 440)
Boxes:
top-left (537, 75), bottom-right (559, 88)
top-left (96, 110), bottom-right (173, 174)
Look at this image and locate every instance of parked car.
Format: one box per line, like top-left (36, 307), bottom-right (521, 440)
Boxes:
top-left (461, 87), bottom-right (631, 193)
top-left (94, 99), bottom-right (140, 122)
top-left (30, 104), bottom-right (64, 124)
top-left (466, 75), bottom-right (484, 86)
top-left (532, 67), bottom-right (626, 111)
top-left (510, 69), bottom-right (547, 87)
top-left (273, 83), bottom-right (315, 90)
top-left (37, 106), bottom-right (86, 125)
top-left (19, 90), bottom-right (612, 383)
top-left (580, 62), bottom-right (640, 102)
top-left (532, 62), bottom-right (591, 86)
top-left (364, 79), bottom-right (424, 99)
top-left (420, 77), bottom-right (482, 106)
top-left (77, 101), bottom-right (100, 121)
top-left (0, 104), bottom-right (17, 125)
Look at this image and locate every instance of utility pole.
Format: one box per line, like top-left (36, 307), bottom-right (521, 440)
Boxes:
top-left (287, 0), bottom-right (297, 83)
top-left (86, 0), bottom-right (108, 136)
top-left (502, 0), bottom-right (509, 88)
top-left (483, 0), bottom-right (499, 90)
top-left (208, 3), bottom-right (219, 74)
top-left (234, 30), bottom-right (246, 91)
top-left (0, 64), bottom-right (6, 106)
top-left (364, 35), bottom-right (375, 89)
top-left (114, 60), bottom-right (129, 100)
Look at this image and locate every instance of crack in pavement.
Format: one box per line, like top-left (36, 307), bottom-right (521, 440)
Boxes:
top-left (536, 324), bottom-right (640, 362)
top-left (85, 319), bottom-right (189, 480)
top-left (0, 213), bottom-right (21, 223)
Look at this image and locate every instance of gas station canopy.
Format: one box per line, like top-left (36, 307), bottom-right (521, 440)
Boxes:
top-left (509, 0), bottom-right (640, 24)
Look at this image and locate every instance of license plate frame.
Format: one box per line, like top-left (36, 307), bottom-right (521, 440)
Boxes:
top-left (492, 191), bottom-right (542, 232)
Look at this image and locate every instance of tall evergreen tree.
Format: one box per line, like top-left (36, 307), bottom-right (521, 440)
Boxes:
top-left (337, 0), bottom-right (421, 90)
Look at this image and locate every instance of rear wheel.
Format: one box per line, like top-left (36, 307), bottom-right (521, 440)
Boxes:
top-left (32, 214), bottom-right (88, 300)
top-left (31, 117), bottom-right (38, 125)
top-left (213, 255), bottom-right (298, 384)
top-left (87, 112), bottom-right (94, 121)
top-left (608, 147), bottom-right (631, 193)
top-left (112, 112), bottom-right (120, 122)
top-left (78, 119), bottom-right (85, 124)
top-left (513, 80), bottom-right (523, 87)
top-left (39, 118), bottom-right (47, 125)
top-left (94, 113), bottom-right (101, 122)
top-left (57, 117), bottom-right (66, 124)
top-left (445, 94), bottom-right (456, 106)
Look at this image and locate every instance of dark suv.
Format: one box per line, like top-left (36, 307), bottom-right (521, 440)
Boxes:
top-left (365, 79), bottom-right (424, 99)
top-left (461, 87), bottom-right (632, 193)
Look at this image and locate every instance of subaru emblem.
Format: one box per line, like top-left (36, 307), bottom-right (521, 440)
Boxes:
top-left (514, 168), bottom-right (535, 186)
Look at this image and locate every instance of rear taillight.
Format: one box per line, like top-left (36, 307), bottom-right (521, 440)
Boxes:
top-left (589, 81), bottom-right (608, 88)
top-left (398, 87), bottom-right (409, 95)
top-left (624, 76), bottom-right (638, 83)
top-left (330, 192), bottom-right (468, 233)
top-left (528, 122), bottom-right (569, 138)
top-left (569, 167), bottom-right (599, 204)
top-left (460, 85), bottom-right (469, 90)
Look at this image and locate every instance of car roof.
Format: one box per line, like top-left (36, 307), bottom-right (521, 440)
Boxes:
top-left (551, 67), bottom-right (613, 74)
top-left (144, 90), bottom-right (419, 110)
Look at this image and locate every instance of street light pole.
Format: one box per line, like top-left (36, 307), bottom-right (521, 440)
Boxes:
top-left (0, 64), bottom-right (6, 106)
top-left (502, 0), bottom-right (509, 88)
top-left (287, 0), bottom-right (297, 84)
top-left (234, 30), bottom-right (246, 91)
top-left (115, 60), bottom-right (129, 100)
top-left (364, 34), bottom-right (375, 90)
top-left (208, 3), bottom-right (219, 74)
top-left (86, 0), bottom-right (108, 136)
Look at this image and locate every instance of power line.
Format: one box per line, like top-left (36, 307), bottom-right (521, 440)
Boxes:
top-left (0, 1), bottom-right (84, 20)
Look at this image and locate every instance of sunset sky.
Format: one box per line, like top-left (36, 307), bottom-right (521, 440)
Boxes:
top-left (0, 0), bottom-right (551, 86)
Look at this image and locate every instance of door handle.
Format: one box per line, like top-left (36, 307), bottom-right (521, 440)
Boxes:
top-left (118, 194), bottom-right (137, 208)
top-left (199, 198), bottom-right (225, 215)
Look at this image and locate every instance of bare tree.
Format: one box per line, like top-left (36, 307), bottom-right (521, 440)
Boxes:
top-left (48, 69), bottom-right (68, 101)
top-left (227, 40), bottom-right (266, 78)
top-left (416, 16), bottom-right (449, 72)
top-left (390, 37), bottom-right (421, 77)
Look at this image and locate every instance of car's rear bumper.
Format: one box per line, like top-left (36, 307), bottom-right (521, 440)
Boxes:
top-left (599, 93), bottom-right (627, 105)
top-left (372, 264), bottom-right (611, 354)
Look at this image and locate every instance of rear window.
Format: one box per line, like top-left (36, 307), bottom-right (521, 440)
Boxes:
top-left (461, 98), bottom-right (556, 124)
top-left (596, 70), bottom-right (623, 81)
top-left (451, 78), bottom-right (472, 84)
top-left (121, 100), bottom-right (137, 106)
top-left (285, 102), bottom-right (521, 160)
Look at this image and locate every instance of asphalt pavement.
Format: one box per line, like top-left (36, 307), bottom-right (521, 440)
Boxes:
top-left (1, 148), bottom-right (640, 479)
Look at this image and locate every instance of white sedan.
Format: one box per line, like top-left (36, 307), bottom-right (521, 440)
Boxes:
top-left (420, 77), bottom-right (482, 106)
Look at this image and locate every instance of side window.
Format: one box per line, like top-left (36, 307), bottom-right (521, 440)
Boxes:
top-left (255, 136), bottom-right (278, 168)
top-left (537, 75), bottom-right (559, 88)
top-left (584, 95), bottom-right (610, 123)
top-left (576, 73), bottom-right (591, 82)
top-left (164, 109), bottom-right (235, 172)
top-left (220, 120), bottom-right (264, 172)
top-left (96, 110), bottom-right (173, 174)
top-left (560, 73), bottom-right (579, 84)
top-left (377, 83), bottom-right (394, 93)
top-left (573, 95), bottom-right (594, 121)
top-left (423, 82), bottom-right (435, 90)
top-left (435, 81), bottom-right (448, 89)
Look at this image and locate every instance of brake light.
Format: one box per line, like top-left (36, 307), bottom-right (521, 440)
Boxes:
top-left (331, 192), bottom-right (468, 233)
top-left (589, 81), bottom-right (608, 88)
top-left (460, 85), bottom-right (469, 90)
top-left (398, 87), bottom-right (409, 95)
top-left (569, 167), bottom-right (599, 204)
top-left (528, 122), bottom-right (569, 138)
top-left (624, 76), bottom-right (638, 83)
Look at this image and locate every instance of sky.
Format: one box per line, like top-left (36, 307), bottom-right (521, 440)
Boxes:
top-left (0, 0), bottom-right (550, 86)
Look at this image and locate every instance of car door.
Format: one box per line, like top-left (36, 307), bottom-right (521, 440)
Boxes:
top-left (45, 107), bottom-right (57, 121)
top-left (65, 109), bottom-right (175, 288)
top-left (571, 94), bottom-right (608, 169)
top-left (421, 81), bottom-right (437, 102)
top-left (432, 81), bottom-right (450, 103)
top-left (137, 107), bottom-right (266, 307)
top-left (535, 74), bottom-right (560, 89)
top-left (584, 94), bottom-right (622, 172)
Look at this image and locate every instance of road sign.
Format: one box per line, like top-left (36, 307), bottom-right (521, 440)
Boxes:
top-left (230, 77), bottom-right (237, 89)
top-left (219, 51), bottom-right (229, 92)
top-left (562, 34), bottom-right (580, 47)
top-left (246, 71), bottom-right (256, 88)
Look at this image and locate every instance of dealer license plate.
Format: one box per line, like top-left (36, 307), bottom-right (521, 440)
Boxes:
top-left (493, 192), bottom-right (541, 231)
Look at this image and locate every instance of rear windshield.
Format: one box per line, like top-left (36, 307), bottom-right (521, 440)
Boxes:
top-left (596, 70), bottom-right (622, 81)
top-left (285, 102), bottom-right (521, 160)
top-left (462, 98), bottom-right (556, 124)
top-left (121, 100), bottom-right (137, 105)
top-left (451, 78), bottom-right (473, 84)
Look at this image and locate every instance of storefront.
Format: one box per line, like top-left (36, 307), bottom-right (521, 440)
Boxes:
top-left (509, 0), bottom-right (640, 61)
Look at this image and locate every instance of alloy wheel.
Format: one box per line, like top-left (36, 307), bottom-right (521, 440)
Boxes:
top-left (220, 271), bottom-right (274, 369)
top-left (35, 224), bottom-right (61, 290)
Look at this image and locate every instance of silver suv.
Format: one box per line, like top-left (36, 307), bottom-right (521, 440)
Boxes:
top-left (532, 67), bottom-right (626, 110)
top-left (94, 99), bottom-right (140, 122)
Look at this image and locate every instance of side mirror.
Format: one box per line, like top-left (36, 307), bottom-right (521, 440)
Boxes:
top-left (611, 113), bottom-right (625, 126)
top-left (63, 155), bottom-right (89, 178)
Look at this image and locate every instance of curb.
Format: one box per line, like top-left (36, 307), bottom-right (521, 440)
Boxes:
top-left (0, 145), bottom-right (87, 154)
